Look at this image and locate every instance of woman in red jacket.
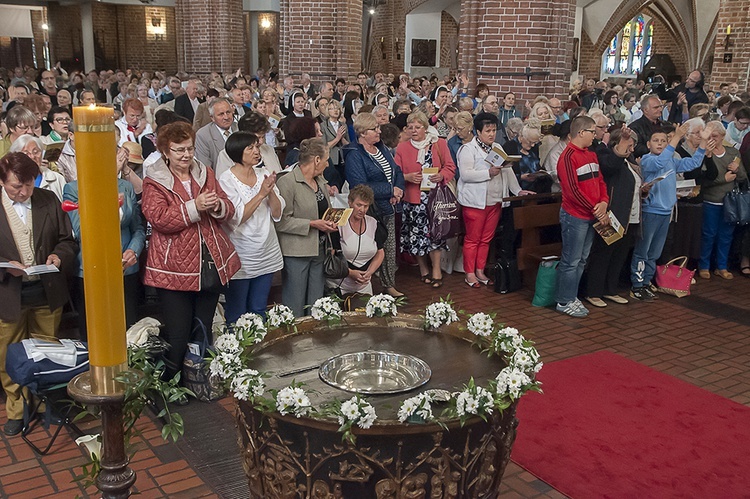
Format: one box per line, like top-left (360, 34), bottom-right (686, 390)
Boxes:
top-left (395, 111), bottom-right (456, 288)
top-left (142, 121), bottom-right (240, 379)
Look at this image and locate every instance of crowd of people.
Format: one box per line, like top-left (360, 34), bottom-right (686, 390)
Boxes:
top-left (1, 62), bottom-right (750, 434)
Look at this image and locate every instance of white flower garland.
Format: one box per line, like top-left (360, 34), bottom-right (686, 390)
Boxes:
top-left (310, 296), bottom-right (343, 322)
top-left (466, 312), bottom-right (494, 337)
top-left (276, 386), bottom-right (312, 418)
top-left (266, 304), bottom-right (296, 330)
top-left (337, 396), bottom-right (377, 429)
top-left (424, 299), bottom-right (459, 329)
top-left (397, 392), bottom-right (434, 423)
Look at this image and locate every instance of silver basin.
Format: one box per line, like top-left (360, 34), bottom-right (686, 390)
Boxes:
top-left (318, 351), bottom-right (431, 394)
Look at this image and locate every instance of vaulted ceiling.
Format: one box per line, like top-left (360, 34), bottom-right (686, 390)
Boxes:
top-left (579, 0), bottom-right (720, 67)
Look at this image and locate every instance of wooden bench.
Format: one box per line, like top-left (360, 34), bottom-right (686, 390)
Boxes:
top-left (503, 192), bottom-right (562, 286)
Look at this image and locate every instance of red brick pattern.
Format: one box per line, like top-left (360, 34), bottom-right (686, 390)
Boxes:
top-left (439, 11), bottom-right (458, 70)
top-left (711, 0), bottom-right (749, 91)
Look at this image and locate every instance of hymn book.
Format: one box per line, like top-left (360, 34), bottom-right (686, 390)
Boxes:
top-left (322, 208), bottom-right (353, 226)
top-left (0, 262), bottom-right (60, 275)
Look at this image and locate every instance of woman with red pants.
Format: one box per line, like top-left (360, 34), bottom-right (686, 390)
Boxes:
top-left (457, 113), bottom-right (533, 287)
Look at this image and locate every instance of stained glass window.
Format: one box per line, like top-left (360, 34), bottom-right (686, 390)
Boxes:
top-left (600, 14), bottom-right (653, 78)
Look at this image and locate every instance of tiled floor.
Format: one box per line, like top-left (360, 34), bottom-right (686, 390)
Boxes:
top-left (2, 264), bottom-right (749, 498)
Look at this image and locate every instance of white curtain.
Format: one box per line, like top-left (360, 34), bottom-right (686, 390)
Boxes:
top-left (0, 7), bottom-right (33, 38)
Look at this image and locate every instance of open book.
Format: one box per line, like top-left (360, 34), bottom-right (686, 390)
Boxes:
top-left (0, 262), bottom-right (59, 275)
top-left (642, 169), bottom-right (674, 190)
top-left (322, 207), bottom-right (352, 226)
top-left (421, 167), bottom-right (439, 191)
top-left (484, 145), bottom-right (520, 168)
top-left (593, 211), bottom-right (625, 245)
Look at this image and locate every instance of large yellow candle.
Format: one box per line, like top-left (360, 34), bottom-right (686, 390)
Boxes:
top-left (72, 105), bottom-right (127, 395)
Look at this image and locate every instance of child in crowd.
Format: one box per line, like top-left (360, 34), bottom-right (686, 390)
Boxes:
top-left (630, 123), bottom-right (712, 300)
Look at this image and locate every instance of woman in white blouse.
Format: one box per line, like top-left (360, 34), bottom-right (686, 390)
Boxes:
top-left (219, 132), bottom-right (284, 322)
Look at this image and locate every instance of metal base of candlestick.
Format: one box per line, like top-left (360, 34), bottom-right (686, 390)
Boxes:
top-left (68, 371), bottom-right (136, 499)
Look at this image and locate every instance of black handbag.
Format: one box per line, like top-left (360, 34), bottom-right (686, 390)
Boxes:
top-left (200, 242), bottom-right (224, 293)
top-left (323, 233), bottom-right (349, 279)
top-left (182, 318), bottom-right (225, 402)
top-left (724, 183), bottom-right (750, 224)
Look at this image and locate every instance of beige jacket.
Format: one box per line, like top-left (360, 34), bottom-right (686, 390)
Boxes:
top-left (275, 165), bottom-right (331, 258)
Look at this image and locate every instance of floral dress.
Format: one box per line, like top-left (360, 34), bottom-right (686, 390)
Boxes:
top-left (399, 146), bottom-right (447, 256)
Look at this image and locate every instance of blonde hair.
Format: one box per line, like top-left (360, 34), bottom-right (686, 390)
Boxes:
top-left (704, 120), bottom-right (726, 138)
top-left (406, 111), bottom-right (430, 129)
top-left (453, 111), bottom-right (473, 129)
top-left (353, 112), bottom-right (378, 136)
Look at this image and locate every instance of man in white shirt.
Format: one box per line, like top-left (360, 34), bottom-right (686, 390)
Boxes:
top-left (195, 98), bottom-right (237, 169)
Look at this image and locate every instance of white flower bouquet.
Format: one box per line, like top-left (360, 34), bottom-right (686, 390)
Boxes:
top-left (397, 392), bottom-right (434, 423)
top-left (365, 293), bottom-right (401, 318)
top-left (330, 395), bottom-right (377, 444)
top-left (494, 366), bottom-right (533, 400)
top-left (266, 304), bottom-right (296, 330)
top-left (230, 368), bottom-right (266, 401)
top-left (423, 298), bottom-right (459, 330)
top-left (310, 296), bottom-right (343, 323)
top-left (466, 312), bottom-right (495, 337)
top-left (452, 378), bottom-right (495, 425)
top-left (275, 385), bottom-right (312, 418)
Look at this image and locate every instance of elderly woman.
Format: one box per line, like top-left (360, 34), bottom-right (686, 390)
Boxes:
top-left (115, 98), bottom-right (152, 146)
top-left (345, 113), bottom-right (405, 297)
top-left (142, 121), bottom-right (240, 378)
top-left (219, 132), bottom-right (283, 322)
top-left (275, 138), bottom-right (338, 317)
top-left (0, 152), bottom-right (77, 436)
top-left (529, 102), bottom-right (554, 122)
top-left (585, 127), bottom-right (643, 307)
top-left (63, 141), bottom-right (145, 337)
top-left (320, 100), bottom-right (350, 188)
top-left (448, 111), bottom-right (475, 166)
top-left (9, 135), bottom-right (66, 201)
top-left (504, 117), bottom-right (524, 143)
top-left (136, 83), bottom-right (157, 126)
top-left (327, 185), bottom-right (385, 295)
top-left (698, 121), bottom-right (747, 280)
top-left (504, 124), bottom-right (551, 193)
top-left (395, 111), bottom-right (456, 288)
top-left (0, 106), bottom-right (36, 157)
top-left (457, 113), bottom-right (532, 287)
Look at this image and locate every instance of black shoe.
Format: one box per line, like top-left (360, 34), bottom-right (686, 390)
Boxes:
top-left (629, 287), bottom-right (653, 302)
top-left (647, 284), bottom-right (660, 299)
top-left (4, 419), bottom-right (24, 436)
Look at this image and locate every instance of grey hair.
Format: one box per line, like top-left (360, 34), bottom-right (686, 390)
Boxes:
top-left (683, 117), bottom-right (706, 134)
top-left (208, 97), bottom-right (232, 117)
top-left (9, 134), bottom-right (44, 156)
top-left (506, 117), bottom-right (524, 135)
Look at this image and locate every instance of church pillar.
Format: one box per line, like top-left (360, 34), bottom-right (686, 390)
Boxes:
top-left (278, 0), bottom-right (362, 80)
top-left (711, 0), bottom-right (750, 90)
top-left (458, 0), bottom-right (576, 105)
top-left (174, 0), bottom-right (244, 74)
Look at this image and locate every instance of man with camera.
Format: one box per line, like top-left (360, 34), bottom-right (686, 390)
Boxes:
top-left (654, 70), bottom-right (708, 124)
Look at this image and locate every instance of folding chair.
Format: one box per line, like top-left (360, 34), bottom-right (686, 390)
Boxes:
top-left (6, 339), bottom-right (89, 455)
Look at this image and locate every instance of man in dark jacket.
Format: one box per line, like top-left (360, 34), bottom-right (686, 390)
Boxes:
top-left (629, 95), bottom-right (669, 158)
top-left (655, 70), bottom-right (708, 124)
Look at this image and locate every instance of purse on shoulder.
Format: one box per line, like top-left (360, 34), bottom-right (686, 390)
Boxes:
top-left (323, 233), bottom-right (349, 279)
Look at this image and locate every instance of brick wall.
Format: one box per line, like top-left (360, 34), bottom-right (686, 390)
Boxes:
top-left (459, 0), bottom-right (576, 105)
top-left (578, 32), bottom-right (600, 82)
top-left (711, 0), bottom-right (749, 91)
top-left (47, 3), bottom-right (177, 73)
top-left (439, 11), bottom-right (458, 69)
top-left (175, 0), bottom-right (244, 75)
top-left (279, 0), bottom-right (361, 80)
top-left (646, 9), bottom-right (687, 81)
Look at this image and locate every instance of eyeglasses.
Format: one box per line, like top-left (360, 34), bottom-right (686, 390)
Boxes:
top-left (595, 125), bottom-right (608, 130)
top-left (582, 129), bottom-right (596, 134)
top-left (737, 121), bottom-right (750, 126)
top-left (170, 146), bottom-right (195, 155)
top-left (367, 126), bottom-right (381, 132)
top-left (12, 124), bottom-right (34, 132)
top-left (54, 117), bottom-right (71, 123)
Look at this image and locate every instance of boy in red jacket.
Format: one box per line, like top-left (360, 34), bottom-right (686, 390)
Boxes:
top-left (555, 116), bottom-right (609, 317)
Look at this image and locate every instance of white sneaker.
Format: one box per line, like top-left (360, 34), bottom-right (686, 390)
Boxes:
top-left (556, 301), bottom-right (589, 317)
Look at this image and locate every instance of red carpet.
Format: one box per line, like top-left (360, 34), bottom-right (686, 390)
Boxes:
top-left (511, 350), bottom-right (750, 498)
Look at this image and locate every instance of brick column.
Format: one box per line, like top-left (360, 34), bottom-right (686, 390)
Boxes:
top-left (279, 0), bottom-right (362, 80)
top-left (458, 0), bottom-right (576, 105)
top-left (711, 0), bottom-right (750, 91)
top-left (175, 0), bottom-right (244, 75)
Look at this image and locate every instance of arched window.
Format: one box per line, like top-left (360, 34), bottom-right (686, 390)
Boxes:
top-left (602, 14), bottom-right (653, 78)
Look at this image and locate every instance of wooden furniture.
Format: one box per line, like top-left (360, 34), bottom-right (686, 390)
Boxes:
top-left (237, 314), bottom-right (518, 498)
top-left (504, 192), bottom-right (562, 285)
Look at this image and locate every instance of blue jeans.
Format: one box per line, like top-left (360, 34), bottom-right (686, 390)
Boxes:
top-left (225, 272), bottom-right (275, 324)
top-left (556, 209), bottom-right (595, 305)
top-left (699, 202), bottom-right (736, 270)
top-left (631, 211), bottom-right (671, 287)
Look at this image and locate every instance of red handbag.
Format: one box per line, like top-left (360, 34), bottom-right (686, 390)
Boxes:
top-left (654, 256), bottom-right (694, 298)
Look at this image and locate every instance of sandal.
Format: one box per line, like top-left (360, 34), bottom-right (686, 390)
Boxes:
top-left (431, 278), bottom-right (443, 288)
top-left (465, 278), bottom-right (481, 288)
top-left (741, 266), bottom-right (750, 277)
top-left (420, 274), bottom-right (433, 284)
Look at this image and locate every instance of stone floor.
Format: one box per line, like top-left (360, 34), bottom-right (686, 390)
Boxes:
top-left (1, 263), bottom-right (748, 498)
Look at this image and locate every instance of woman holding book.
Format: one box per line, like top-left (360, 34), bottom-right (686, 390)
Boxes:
top-left (585, 127), bottom-right (646, 307)
top-left (395, 111), bottom-right (455, 288)
top-left (457, 113), bottom-right (531, 288)
top-left (275, 138), bottom-right (337, 317)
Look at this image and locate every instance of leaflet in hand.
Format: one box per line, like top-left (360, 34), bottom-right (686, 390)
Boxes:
top-left (268, 114), bottom-right (281, 129)
top-left (676, 179), bottom-right (697, 198)
top-left (322, 208), bottom-right (352, 226)
top-left (643, 169), bottom-right (674, 189)
top-left (593, 211), bottom-right (624, 245)
top-left (0, 262), bottom-right (60, 275)
top-left (421, 167), bottom-right (439, 191)
top-left (484, 145), bottom-right (520, 168)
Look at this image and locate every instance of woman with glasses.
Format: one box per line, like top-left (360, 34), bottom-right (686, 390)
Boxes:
top-left (504, 123), bottom-right (551, 193)
top-left (0, 106), bottom-right (36, 157)
top-left (395, 111), bottom-right (456, 288)
top-left (619, 92), bottom-right (638, 124)
top-left (448, 111), bottom-right (475, 166)
top-left (345, 113), bottom-right (405, 297)
top-left (142, 121), bottom-right (240, 379)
